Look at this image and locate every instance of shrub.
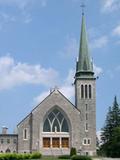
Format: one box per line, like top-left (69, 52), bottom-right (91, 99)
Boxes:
top-left (58, 155), bottom-right (70, 159)
top-left (30, 152), bottom-right (42, 159)
top-left (71, 155), bottom-right (92, 160)
top-left (70, 148), bottom-right (77, 157)
top-left (0, 152), bottom-right (42, 160)
top-left (23, 153), bottom-right (31, 159)
top-left (16, 154), bottom-right (24, 160)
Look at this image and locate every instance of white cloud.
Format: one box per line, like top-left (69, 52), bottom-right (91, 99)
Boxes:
top-left (59, 69), bottom-right (74, 100)
top-left (0, 55), bottom-right (59, 90)
top-left (0, 0), bottom-right (32, 10)
top-left (0, 0), bottom-right (47, 9)
top-left (0, 12), bottom-right (16, 30)
top-left (0, 0), bottom-right (47, 28)
top-left (90, 36), bottom-right (108, 49)
top-left (34, 90), bottom-right (50, 104)
top-left (34, 69), bottom-right (75, 104)
top-left (93, 64), bottom-right (103, 77)
top-left (101, 0), bottom-right (120, 12)
top-left (40, 0), bottom-right (47, 7)
top-left (97, 131), bottom-right (103, 146)
top-left (112, 25), bottom-right (120, 36)
top-left (33, 64), bottom-right (103, 105)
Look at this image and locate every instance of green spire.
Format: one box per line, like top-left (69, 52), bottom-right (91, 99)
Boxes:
top-left (76, 14), bottom-right (94, 78)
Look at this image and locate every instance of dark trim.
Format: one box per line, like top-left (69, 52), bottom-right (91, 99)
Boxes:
top-left (17, 113), bottom-right (31, 127)
top-left (29, 112), bottom-right (33, 153)
top-left (0, 134), bottom-right (18, 137)
top-left (57, 90), bottom-right (81, 113)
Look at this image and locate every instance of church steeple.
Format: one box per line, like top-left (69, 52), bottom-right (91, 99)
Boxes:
top-left (75, 13), bottom-right (94, 78)
top-left (74, 8), bottom-right (96, 156)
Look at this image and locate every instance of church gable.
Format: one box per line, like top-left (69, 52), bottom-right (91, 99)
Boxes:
top-left (32, 89), bottom-right (79, 116)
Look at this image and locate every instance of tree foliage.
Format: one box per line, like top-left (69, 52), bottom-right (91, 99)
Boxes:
top-left (100, 96), bottom-right (120, 157)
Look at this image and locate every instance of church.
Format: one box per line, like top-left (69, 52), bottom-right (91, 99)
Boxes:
top-left (0, 12), bottom-right (96, 156)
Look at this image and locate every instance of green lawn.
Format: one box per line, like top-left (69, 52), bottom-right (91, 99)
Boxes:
top-left (41, 157), bottom-right (67, 160)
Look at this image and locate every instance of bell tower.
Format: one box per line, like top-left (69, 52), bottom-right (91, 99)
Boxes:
top-left (74, 12), bottom-right (96, 155)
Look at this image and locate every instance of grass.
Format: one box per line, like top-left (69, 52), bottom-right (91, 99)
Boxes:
top-left (41, 156), bottom-right (70, 160)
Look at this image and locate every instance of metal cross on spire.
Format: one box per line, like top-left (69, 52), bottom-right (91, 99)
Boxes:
top-left (80, 1), bottom-right (86, 15)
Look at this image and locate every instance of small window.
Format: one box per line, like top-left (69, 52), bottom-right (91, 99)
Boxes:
top-left (88, 139), bottom-right (91, 144)
top-left (7, 139), bottom-right (10, 144)
top-left (83, 138), bottom-right (91, 145)
top-left (85, 104), bottom-right (88, 111)
top-left (13, 139), bottom-right (17, 144)
top-left (23, 128), bottom-right (28, 140)
top-left (83, 138), bottom-right (87, 144)
top-left (85, 123), bottom-right (88, 131)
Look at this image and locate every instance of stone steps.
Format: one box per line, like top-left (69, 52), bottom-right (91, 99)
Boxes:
top-left (41, 148), bottom-right (70, 156)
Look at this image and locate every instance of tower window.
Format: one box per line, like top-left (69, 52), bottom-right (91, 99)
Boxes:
top-left (83, 139), bottom-right (87, 144)
top-left (83, 138), bottom-right (91, 145)
top-left (86, 113), bottom-right (88, 120)
top-left (89, 85), bottom-right (92, 99)
top-left (88, 139), bottom-right (91, 144)
top-left (81, 85), bottom-right (84, 98)
top-left (85, 123), bottom-right (88, 131)
top-left (86, 104), bottom-right (88, 111)
top-left (85, 85), bottom-right (88, 99)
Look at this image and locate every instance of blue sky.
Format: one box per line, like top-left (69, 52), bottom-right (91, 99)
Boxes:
top-left (0, 0), bottom-right (120, 133)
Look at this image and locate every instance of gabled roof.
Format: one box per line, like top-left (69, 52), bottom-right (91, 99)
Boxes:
top-left (17, 89), bottom-right (80, 126)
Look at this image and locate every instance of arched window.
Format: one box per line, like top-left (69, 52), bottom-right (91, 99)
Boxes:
top-left (81, 85), bottom-right (84, 99)
top-left (6, 148), bottom-right (11, 153)
top-left (43, 108), bottom-right (69, 132)
top-left (85, 85), bottom-right (88, 99)
top-left (89, 85), bottom-right (92, 99)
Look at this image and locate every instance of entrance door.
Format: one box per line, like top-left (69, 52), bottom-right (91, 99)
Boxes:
top-left (62, 138), bottom-right (69, 148)
top-left (52, 138), bottom-right (60, 148)
top-left (43, 138), bottom-right (50, 148)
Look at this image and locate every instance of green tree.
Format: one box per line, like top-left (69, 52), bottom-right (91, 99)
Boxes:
top-left (104, 127), bottom-right (120, 157)
top-left (100, 96), bottom-right (120, 157)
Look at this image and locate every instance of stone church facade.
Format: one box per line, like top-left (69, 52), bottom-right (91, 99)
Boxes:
top-left (0, 13), bottom-right (96, 156)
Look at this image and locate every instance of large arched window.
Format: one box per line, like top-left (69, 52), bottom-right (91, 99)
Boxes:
top-left (43, 108), bottom-right (69, 132)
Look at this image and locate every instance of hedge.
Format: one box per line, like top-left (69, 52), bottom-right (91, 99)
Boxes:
top-left (0, 152), bottom-right (42, 160)
top-left (71, 155), bottom-right (92, 160)
top-left (58, 155), bottom-right (71, 159)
